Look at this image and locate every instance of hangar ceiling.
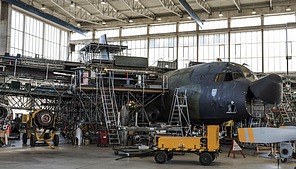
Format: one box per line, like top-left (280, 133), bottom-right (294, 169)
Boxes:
top-left (12, 0), bottom-right (296, 30)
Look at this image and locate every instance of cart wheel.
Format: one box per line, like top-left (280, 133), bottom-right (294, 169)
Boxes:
top-left (114, 150), bottom-right (119, 155)
top-left (53, 135), bottom-right (59, 146)
top-left (281, 158), bottom-right (287, 163)
top-left (22, 133), bottom-right (27, 144)
top-left (167, 152), bottom-right (174, 161)
top-left (155, 151), bottom-right (168, 164)
top-left (30, 134), bottom-right (36, 147)
top-left (199, 152), bottom-right (213, 166)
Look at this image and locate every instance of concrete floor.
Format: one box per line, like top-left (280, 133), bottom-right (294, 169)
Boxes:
top-left (0, 139), bottom-right (295, 169)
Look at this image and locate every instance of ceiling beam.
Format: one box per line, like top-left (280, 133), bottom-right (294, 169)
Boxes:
top-left (50, 0), bottom-right (102, 25)
top-left (123, 0), bottom-right (156, 20)
top-left (179, 0), bottom-right (203, 27)
top-left (85, 0), bottom-right (128, 23)
top-left (159, 0), bottom-right (183, 17)
top-left (196, 0), bottom-right (211, 14)
top-left (233, 0), bottom-right (241, 11)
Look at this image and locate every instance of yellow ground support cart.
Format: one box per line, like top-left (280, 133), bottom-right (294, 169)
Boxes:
top-left (153, 125), bottom-right (220, 166)
top-left (22, 109), bottom-right (59, 149)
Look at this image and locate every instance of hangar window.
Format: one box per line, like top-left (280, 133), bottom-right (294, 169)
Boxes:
top-left (95, 28), bottom-right (119, 38)
top-left (150, 23), bottom-right (176, 34)
top-left (202, 19), bottom-right (227, 30)
top-left (231, 17), bottom-right (261, 28)
top-left (264, 14), bottom-right (295, 25)
top-left (122, 26), bottom-right (147, 36)
top-left (179, 22), bottom-right (196, 32)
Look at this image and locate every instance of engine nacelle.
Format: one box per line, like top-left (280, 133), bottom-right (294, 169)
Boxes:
top-left (31, 109), bottom-right (55, 128)
top-left (0, 103), bottom-right (12, 130)
top-left (280, 142), bottom-right (293, 159)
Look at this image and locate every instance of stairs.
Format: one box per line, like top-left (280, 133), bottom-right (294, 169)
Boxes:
top-left (100, 72), bottom-right (120, 145)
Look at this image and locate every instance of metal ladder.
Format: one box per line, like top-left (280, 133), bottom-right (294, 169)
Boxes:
top-left (266, 108), bottom-right (276, 127)
top-left (278, 103), bottom-right (291, 123)
top-left (168, 88), bottom-right (191, 136)
top-left (249, 116), bottom-right (261, 127)
top-left (283, 93), bottom-right (296, 122)
top-left (99, 71), bottom-right (120, 145)
top-left (249, 99), bottom-right (264, 127)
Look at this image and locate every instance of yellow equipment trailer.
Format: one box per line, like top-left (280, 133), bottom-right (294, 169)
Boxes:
top-left (22, 109), bottom-right (59, 149)
top-left (153, 125), bottom-right (220, 166)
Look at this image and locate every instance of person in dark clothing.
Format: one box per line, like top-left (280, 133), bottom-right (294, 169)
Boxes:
top-left (14, 114), bottom-right (21, 131)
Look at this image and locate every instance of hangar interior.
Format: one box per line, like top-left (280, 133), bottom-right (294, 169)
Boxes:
top-left (0, 0), bottom-right (296, 168)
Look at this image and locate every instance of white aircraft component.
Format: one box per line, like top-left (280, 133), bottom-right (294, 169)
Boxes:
top-left (238, 127), bottom-right (296, 143)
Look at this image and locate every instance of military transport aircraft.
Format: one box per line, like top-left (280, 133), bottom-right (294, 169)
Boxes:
top-left (146, 61), bottom-right (283, 125)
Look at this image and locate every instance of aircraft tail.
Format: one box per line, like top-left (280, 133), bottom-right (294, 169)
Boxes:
top-left (99, 34), bottom-right (109, 60)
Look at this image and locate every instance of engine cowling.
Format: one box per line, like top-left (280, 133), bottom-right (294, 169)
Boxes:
top-left (0, 103), bottom-right (12, 130)
top-left (0, 106), bottom-right (9, 120)
top-left (32, 109), bottom-right (55, 128)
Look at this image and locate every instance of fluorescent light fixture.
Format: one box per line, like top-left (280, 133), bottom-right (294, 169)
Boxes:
top-left (187, 16), bottom-right (192, 20)
top-left (218, 11), bottom-right (223, 17)
top-left (101, 0), bottom-right (106, 5)
top-left (128, 19), bottom-right (133, 23)
top-left (102, 21), bottom-right (106, 25)
top-left (157, 17), bottom-right (162, 21)
top-left (77, 23), bottom-right (81, 27)
top-left (41, 4), bottom-right (46, 10)
top-left (286, 6), bottom-right (291, 11)
top-left (251, 9), bottom-right (256, 14)
top-left (70, 1), bottom-right (75, 7)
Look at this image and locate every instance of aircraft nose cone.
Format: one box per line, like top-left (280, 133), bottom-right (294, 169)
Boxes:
top-left (249, 74), bottom-right (283, 105)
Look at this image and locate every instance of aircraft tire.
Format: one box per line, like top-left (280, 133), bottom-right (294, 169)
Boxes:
top-left (22, 133), bottom-right (27, 144)
top-left (199, 152), bottom-right (213, 166)
top-left (30, 134), bottom-right (36, 147)
top-left (155, 151), bottom-right (167, 164)
top-left (53, 134), bottom-right (59, 146)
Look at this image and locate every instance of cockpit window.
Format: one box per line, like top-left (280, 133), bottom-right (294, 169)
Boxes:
top-left (240, 66), bottom-right (257, 80)
top-left (214, 73), bottom-right (225, 82)
top-left (214, 72), bottom-right (243, 82)
top-left (224, 73), bottom-right (233, 81)
top-left (232, 72), bottom-right (244, 79)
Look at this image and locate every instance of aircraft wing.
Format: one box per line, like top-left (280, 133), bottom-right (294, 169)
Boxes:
top-left (238, 127), bottom-right (296, 143)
